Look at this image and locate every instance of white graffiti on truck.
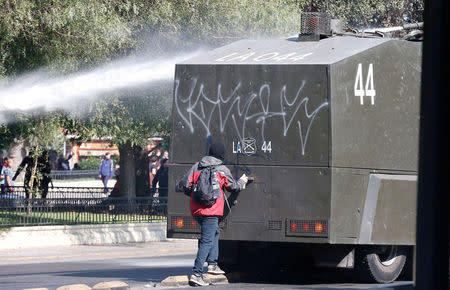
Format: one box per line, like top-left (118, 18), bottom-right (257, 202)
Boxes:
top-left (174, 79), bottom-right (328, 155)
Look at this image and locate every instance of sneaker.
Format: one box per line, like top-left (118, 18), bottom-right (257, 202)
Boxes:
top-left (207, 264), bottom-right (225, 275)
top-left (189, 274), bottom-right (209, 286)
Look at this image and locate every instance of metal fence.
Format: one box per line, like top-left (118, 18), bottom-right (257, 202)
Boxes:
top-left (51, 170), bottom-right (99, 180)
top-left (0, 186), bottom-right (167, 227)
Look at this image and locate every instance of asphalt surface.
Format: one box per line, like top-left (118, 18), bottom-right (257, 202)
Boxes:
top-left (0, 240), bottom-right (415, 290)
top-left (0, 240), bottom-right (196, 290)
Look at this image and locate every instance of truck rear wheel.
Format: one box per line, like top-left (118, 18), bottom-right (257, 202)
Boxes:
top-left (357, 245), bottom-right (407, 283)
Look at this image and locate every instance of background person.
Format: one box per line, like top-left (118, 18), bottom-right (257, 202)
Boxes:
top-left (1, 158), bottom-right (15, 194)
top-left (98, 152), bottom-right (114, 194)
top-left (152, 158), bottom-right (169, 198)
top-left (148, 155), bottom-right (159, 193)
top-left (0, 151), bottom-right (5, 173)
top-left (154, 149), bottom-right (162, 168)
top-left (38, 150), bottom-right (54, 199)
top-left (161, 150), bottom-right (169, 162)
top-left (0, 157), bottom-right (8, 194)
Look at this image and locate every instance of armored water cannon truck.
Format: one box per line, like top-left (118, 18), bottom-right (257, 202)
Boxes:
top-left (167, 12), bottom-right (422, 283)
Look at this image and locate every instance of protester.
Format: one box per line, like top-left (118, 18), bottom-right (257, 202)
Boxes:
top-left (1, 158), bottom-right (15, 194)
top-left (38, 150), bottom-right (53, 199)
top-left (13, 148), bottom-right (37, 199)
top-left (98, 152), bottom-right (114, 194)
top-left (176, 142), bottom-right (248, 286)
top-left (152, 158), bottom-right (169, 198)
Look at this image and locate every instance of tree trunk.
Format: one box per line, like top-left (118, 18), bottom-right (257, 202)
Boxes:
top-left (27, 144), bottom-right (40, 216)
top-left (118, 142), bottom-right (136, 200)
top-left (8, 141), bottom-right (26, 172)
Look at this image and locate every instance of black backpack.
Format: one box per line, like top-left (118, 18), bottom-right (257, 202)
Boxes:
top-left (192, 165), bottom-right (221, 206)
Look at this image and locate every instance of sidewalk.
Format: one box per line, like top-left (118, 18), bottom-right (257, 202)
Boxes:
top-left (0, 222), bottom-right (167, 250)
top-left (0, 239), bottom-right (197, 266)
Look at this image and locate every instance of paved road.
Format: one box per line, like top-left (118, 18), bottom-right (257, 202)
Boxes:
top-left (0, 240), bottom-right (196, 290)
top-left (0, 240), bottom-right (414, 290)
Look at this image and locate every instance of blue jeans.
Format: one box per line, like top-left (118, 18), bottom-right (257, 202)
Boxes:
top-left (101, 175), bottom-right (110, 193)
top-left (192, 216), bottom-right (220, 275)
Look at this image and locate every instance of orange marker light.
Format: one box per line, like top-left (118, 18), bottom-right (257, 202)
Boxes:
top-left (174, 218), bottom-right (184, 228)
top-left (315, 222), bottom-right (323, 233)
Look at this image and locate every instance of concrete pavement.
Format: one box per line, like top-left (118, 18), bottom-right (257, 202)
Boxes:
top-left (0, 222), bottom-right (167, 250)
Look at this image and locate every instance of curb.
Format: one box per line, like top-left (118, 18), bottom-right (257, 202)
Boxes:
top-left (161, 274), bottom-right (228, 287)
top-left (92, 281), bottom-right (130, 290)
top-left (56, 284), bottom-right (91, 290)
top-left (0, 222), bottom-right (167, 250)
top-left (30, 281), bottom-right (131, 290)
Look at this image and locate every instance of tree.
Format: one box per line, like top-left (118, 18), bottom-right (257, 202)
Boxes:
top-left (0, 0), bottom-right (134, 76)
top-left (305, 0), bottom-right (423, 27)
top-left (76, 84), bottom-right (172, 198)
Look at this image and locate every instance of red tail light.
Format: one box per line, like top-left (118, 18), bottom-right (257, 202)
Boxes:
top-left (286, 219), bottom-right (328, 237)
top-left (291, 222), bottom-right (297, 231)
top-left (303, 223), bottom-right (310, 232)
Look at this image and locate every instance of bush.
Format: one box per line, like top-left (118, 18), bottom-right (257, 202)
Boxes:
top-left (77, 155), bottom-right (119, 170)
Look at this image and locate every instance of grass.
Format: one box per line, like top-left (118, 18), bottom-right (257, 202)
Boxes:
top-left (0, 211), bottom-right (166, 227)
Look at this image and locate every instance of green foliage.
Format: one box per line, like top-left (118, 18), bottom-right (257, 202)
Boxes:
top-left (0, 0), bottom-right (134, 76)
top-left (303, 0), bottom-right (423, 27)
top-left (77, 155), bottom-right (102, 170)
top-left (0, 110), bottom-right (66, 149)
top-left (129, 0), bottom-right (305, 51)
top-left (77, 155), bottom-right (119, 170)
top-left (77, 83), bottom-right (172, 148)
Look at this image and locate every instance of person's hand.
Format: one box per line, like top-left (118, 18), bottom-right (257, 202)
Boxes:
top-left (239, 174), bottom-right (249, 184)
top-left (98, 175), bottom-right (102, 179)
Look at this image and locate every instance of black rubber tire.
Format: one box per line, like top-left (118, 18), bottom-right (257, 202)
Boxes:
top-left (356, 245), bottom-right (407, 283)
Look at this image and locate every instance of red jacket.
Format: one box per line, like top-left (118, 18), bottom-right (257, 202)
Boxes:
top-left (177, 156), bottom-right (245, 217)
